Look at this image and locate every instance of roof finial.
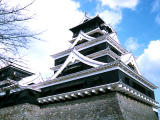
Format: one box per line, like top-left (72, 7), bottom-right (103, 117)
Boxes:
top-left (85, 12), bottom-right (88, 17)
top-left (79, 12), bottom-right (91, 24)
top-left (84, 12), bottom-right (90, 21)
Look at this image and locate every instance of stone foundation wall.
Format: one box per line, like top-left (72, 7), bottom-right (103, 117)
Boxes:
top-left (0, 92), bottom-right (158, 120)
top-left (117, 93), bottom-right (158, 120)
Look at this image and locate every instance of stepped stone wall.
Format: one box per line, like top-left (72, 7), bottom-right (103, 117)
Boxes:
top-left (0, 92), bottom-right (158, 120)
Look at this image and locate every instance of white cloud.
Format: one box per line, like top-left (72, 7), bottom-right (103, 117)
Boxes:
top-left (6, 0), bottom-right (84, 78)
top-left (99, 10), bottom-right (122, 26)
top-left (96, 0), bottom-right (139, 28)
top-left (99, 0), bottom-right (139, 10)
top-left (124, 37), bottom-right (140, 52)
top-left (137, 40), bottom-right (160, 86)
top-left (27, 0), bottom-right (84, 77)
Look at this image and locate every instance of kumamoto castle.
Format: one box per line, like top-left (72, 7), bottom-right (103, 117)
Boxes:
top-left (0, 15), bottom-right (159, 120)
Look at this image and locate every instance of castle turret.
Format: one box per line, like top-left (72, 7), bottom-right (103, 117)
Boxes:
top-left (0, 63), bottom-right (33, 93)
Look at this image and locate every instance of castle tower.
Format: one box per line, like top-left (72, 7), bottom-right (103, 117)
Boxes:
top-left (0, 15), bottom-right (159, 120)
top-left (30, 15), bottom-right (159, 119)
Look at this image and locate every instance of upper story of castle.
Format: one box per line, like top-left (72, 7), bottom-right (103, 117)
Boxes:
top-left (69, 15), bottom-right (119, 43)
top-left (51, 15), bottom-right (141, 76)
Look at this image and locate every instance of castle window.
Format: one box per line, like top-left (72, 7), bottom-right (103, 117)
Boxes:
top-left (80, 42), bottom-right (106, 56)
top-left (90, 32), bottom-right (103, 38)
top-left (76, 39), bottom-right (88, 46)
top-left (110, 47), bottom-right (121, 56)
top-left (124, 77), bottom-right (130, 85)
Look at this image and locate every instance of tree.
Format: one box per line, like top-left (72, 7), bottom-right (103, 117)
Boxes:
top-left (0, 1), bottom-right (37, 65)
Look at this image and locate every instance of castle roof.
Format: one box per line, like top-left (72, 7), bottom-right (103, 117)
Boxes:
top-left (70, 15), bottom-right (105, 33)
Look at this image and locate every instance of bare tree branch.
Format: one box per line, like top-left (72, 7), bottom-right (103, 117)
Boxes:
top-left (0, 0), bottom-right (39, 65)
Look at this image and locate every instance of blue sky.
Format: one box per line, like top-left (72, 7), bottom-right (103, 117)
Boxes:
top-left (6, 0), bottom-right (160, 114)
top-left (75, 0), bottom-right (160, 54)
